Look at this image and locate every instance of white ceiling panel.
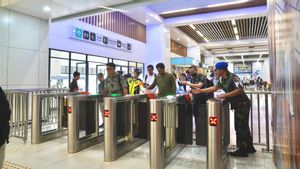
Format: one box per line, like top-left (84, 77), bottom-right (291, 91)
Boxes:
top-left (147, 0), bottom-right (243, 14)
top-left (0, 0), bottom-right (133, 19)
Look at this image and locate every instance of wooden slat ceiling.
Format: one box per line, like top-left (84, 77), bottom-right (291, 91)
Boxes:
top-left (178, 16), bottom-right (268, 43)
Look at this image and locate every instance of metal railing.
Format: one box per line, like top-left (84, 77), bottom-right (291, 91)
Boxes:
top-left (246, 91), bottom-right (272, 152)
top-left (207, 99), bottom-right (230, 169)
top-left (5, 91), bottom-right (29, 142)
top-left (67, 94), bottom-right (104, 153)
top-left (4, 88), bottom-right (69, 142)
top-left (31, 92), bottom-right (72, 144)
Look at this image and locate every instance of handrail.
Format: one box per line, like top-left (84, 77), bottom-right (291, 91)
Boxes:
top-left (245, 91), bottom-right (272, 152)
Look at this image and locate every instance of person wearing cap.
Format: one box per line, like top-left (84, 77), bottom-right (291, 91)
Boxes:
top-left (127, 69), bottom-right (143, 95)
top-left (191, 61), bottom-right (256, 157)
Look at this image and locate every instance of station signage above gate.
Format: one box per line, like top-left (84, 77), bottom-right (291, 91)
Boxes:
top-left (69, 25), bottom-right (132, 52)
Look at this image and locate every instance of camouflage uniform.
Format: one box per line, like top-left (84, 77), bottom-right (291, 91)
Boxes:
top-left (104, 74), bottom-right (128, 96)
top-left (216, 71), bottom-right (253, 149)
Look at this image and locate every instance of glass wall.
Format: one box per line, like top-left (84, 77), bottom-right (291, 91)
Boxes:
top-left (49, 49), bottom-right (144, 93)
top-left (49, 50), bottom-right (69, 88)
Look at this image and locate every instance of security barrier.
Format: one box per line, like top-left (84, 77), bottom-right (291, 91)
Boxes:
top-left (31, 92), bottom-right (71, 144)
top-left (67, 94), bottom-right (104, 153)
top-left (149, 96), bottom-right (186, 169)
top-left (207, 99), bottom-right (230, 169)
top-left (4, 88), bottom-right (68, 142)
top-left (5, 91), bottom-right (29, 142)
top-left (246, 91), bottom-right (272, 152)
top-left (104, 94), bottom-right (149, 162)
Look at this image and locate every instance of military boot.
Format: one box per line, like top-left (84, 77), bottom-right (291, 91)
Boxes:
top-left (247, 145), bottom-right (256, 153)
top-left (230, 148), bottom-right (248, 157)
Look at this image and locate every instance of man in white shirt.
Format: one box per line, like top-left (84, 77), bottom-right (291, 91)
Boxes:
top-left (144, 65), bottom-right (157, 93)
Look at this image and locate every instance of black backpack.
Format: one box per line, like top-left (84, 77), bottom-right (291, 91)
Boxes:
top-left (0, 87), bottom-right (11, 146)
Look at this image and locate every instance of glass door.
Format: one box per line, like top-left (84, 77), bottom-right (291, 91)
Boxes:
top-left (113, 59), bottom-right (128, 76)
top-left (71, 53), bottom-right (87, 91)
top-left (88, 55), bottom-right (108, 93)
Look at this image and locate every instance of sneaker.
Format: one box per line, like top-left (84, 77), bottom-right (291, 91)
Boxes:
top-left (230, 148), bottom-right (248, 157)
top-left (247, 146), bottom-right (256, 153)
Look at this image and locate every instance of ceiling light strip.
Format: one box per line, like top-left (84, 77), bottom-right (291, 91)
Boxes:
top-left (189, 24), bottom-right (196, 30)
top-left (98, 5), bottom-right (129, 13)
top-left (241, 55), bottom-right (244, 64)
top-left (231, 19), bottom-right (236, 26)
top-left (205, 0), bottom-right (249, 8)
top-left (257, 54), bottom-right (263, 62)
top-left (223, 56), bottom-right (231, 63)
top-left (161, 7), bottom-right (197, 14)
top-left (197, 26), bottom-right (210, 43)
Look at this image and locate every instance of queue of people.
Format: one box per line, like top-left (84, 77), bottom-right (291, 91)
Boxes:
top-left (68, 61), bottom-right (256, 158)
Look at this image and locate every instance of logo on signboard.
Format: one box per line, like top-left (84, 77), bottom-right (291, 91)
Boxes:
top-left (103, 36), bottom-right (108, 44)
top-left (127, 43), bottom-right (131, 50)
top-left (117, 40), bottom-right (121, 48)
top-left (69, 26), bottom-right (132, 52)
top-left (83, 30), bottom-right (89, 40)
top-left (90, 32), bottom-right (96, 41)
top-left (75, 28), bottom-right (83, 38)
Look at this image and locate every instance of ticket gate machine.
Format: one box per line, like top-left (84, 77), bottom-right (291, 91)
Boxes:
top-left (104, 95), bottom-right (149, 161)
top-left (67, 94), bottom-right (104, 153)
top-left (149, 96), bottom-right (186, 169)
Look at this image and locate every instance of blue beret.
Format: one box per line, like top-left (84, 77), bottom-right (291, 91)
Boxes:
top-left (215, 62), bottom-right (228, 70)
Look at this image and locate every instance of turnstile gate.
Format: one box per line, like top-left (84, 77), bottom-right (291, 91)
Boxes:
top-left (207, 99), bottom-right (230, 169)
top-left (31, 93), bottom-right (71, 144)
top-left (104, 95), bottom-right (149, 161)
top-left (149, 96), bottom-right (186, 169)
top-left (67, 94), bottom-right (104, 153)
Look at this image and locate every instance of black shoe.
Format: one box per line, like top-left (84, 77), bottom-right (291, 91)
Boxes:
top-left (230, 148), bottom-right (248, 157)
top-left (247, 146), bottom-right (256, 153)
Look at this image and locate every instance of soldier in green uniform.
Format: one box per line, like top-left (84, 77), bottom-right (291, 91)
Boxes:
top-left (192, 62), bottom-right (256, 157)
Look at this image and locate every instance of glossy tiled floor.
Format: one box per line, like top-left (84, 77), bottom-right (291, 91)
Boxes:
top-left (3, 136), bottom-right (276, 169)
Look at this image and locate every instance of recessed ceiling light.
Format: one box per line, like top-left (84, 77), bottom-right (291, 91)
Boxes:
top-left (189, 24), bottom-right (196, 30)
top-left (231, 19), bottom-right (236, 26)
top-left (43, 6), bottom-right (51, 12)
top-left (146, 20), bottom-right (149, 23)
top-left (177, 38), bottom-right (180, 41)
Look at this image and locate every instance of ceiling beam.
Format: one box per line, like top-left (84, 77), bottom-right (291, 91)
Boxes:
top-left (213, 51), bottom-right (269, 57)
top-left (164, 5), bottom-right (267, 27)
top-left (199, 38), bottom-right (268, 48)
top-left (216, 58), bottom-right (266, 62)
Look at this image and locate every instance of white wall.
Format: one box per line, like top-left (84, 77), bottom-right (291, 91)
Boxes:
top-left (49, 19), bottom-right (146, 63)
top-left (187, 46), bottom-right (200, 61)
top-left (0, 8), bottom-right (49, 89)
top-left (145, 24), bottom-right (171, 72)
top-left (204, 55), bottom-right (215, 67)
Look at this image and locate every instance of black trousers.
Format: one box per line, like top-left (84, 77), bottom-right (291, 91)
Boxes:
top-left (192, 103), bottom-right (207, 146)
